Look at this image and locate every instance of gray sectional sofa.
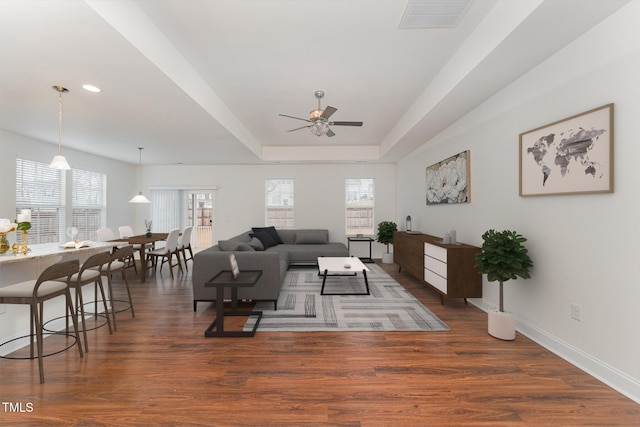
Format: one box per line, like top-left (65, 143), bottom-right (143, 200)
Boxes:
top-left (192, 227), bottom-right (348, 311)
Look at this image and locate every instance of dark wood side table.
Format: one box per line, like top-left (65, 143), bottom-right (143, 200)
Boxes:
top-left (204, 270), bottom-right (263, 337)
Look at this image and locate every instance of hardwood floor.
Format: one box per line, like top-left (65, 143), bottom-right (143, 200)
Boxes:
top-left (1, 260), bottom-right (638, 426)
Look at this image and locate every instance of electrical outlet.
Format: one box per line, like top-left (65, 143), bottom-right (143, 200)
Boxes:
top-left (571, 303), bottom-right (581, 321)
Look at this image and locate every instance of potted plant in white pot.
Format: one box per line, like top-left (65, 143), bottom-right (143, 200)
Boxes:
top-left (475, 229), bottom-right (533, 340)
top-left (376, 221), bottom-right (397, 264)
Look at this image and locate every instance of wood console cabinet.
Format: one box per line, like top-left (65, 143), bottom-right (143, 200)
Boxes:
top-left (393, 231), bottom-right (482, 302)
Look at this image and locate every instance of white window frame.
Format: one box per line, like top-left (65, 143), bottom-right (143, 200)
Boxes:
top-left (265, 179), bottom-right (294, 229)
top-left (345, 178), bottom-right (375, 236)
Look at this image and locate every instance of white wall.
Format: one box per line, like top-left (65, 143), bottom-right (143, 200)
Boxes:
top-left (0, 130), bottom-right (136, 232)
top-left (397, 3), bottom-right (640, 402)
top-left (139, 163), bottom-right (396, 258)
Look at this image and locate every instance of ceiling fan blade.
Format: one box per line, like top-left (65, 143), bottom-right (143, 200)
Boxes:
top-left (286, 125), bottom-right (312, 132)
top-left (330, 121), bottom-right (363, 127)
top-left (326, 128), bottom-right (336, 137)
top-left (320, 106), bottom-right (337, 120)
top-left (279, 114), bottom-right (311, 123)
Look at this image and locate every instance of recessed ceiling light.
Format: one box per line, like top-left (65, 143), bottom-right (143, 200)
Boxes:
top-left (82, 84), bottom-right (101, 93)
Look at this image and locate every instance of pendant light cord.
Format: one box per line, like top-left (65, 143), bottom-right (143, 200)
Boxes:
top-left (57, 90), bottom-right (63, 155)
top-left (52, 85), bottom-right (68, 156)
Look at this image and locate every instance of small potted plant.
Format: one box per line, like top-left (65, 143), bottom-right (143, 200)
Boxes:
top-left (475, 229), bottom-right (533, 340)
top-left (376, 221), bottom-right (397, 264)
top-left (145, 220), bottom-right (153, 238)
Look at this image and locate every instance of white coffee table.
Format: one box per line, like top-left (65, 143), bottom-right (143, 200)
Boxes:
top-left (317, 257), bottom-right (370, 296)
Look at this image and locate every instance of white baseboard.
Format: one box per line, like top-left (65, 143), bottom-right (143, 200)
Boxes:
top-left (469, 299), bottom-right (640, 404)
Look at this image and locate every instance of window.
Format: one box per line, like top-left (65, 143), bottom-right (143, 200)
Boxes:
top-left (187, 193), bottom-right (214, 228)
top-left (72, 168), bottom-right (106, 241)
top-left (266, 179), bottom-right (294, 229)
top-left (346, 178), bottom-right (374, 236)
top-left (15, 158), bottom-right (66, 244)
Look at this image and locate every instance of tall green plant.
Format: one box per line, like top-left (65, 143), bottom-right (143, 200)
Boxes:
top-left (474, 229), bottom-right (533, 312)
top-left (376, 221), bottom-right (397, 254)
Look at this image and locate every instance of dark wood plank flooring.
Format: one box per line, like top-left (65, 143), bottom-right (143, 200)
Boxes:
top-left (1, 260), bottom-right (638, 426)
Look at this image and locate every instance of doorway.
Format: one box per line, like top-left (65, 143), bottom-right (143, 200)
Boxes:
top-left (188, 192), bottom-right (214, 250)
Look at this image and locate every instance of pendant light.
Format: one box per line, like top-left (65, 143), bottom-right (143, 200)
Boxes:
top-left (49, 85), bottom-right (71, 170)
top-left (129, 147), bottom-right (151, 203)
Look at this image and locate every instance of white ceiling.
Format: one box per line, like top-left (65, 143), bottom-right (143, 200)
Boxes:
top-left (0, 0), bottom-right (629, 165)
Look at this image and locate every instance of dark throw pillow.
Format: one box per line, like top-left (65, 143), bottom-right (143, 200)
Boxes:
top-left (251, 226), bottom-right (283, 244)
top-left (249, 231), bottom-right (278, 249)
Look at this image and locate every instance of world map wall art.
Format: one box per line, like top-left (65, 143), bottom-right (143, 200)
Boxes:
top-left (425, 150), bottom-right (470, 205)
top-left (519, 103), bottom-right (614, 197)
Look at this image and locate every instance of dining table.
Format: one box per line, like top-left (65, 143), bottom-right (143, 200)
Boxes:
top-left (110, 233), bottom-right (168, 283)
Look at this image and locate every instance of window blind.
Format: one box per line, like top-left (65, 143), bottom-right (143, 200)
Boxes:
top-left (72, 168), bottom-right (106, 241)
top-left (150, 190), bottom-right (184, 241)
top-left (15, 158), bottom-right (65, 244)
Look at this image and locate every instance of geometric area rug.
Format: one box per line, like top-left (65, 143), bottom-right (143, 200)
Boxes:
top-left (244, 263), bottom-right (449, 332)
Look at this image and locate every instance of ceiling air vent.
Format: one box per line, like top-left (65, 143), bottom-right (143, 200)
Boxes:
top-left (399, 0), bottom-right (472, 29)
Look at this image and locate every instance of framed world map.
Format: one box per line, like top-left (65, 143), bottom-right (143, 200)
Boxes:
top-left (519, 104), bottom-right (614, 197)
top-left (425, 150), bottom-right (470, 205)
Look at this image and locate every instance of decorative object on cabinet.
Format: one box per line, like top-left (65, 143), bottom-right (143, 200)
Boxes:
top-left (519, 103), bottom-right (613, 197)
top-left (376, 221), bottom-right (397, 264)
top-left (475, 229), bottom-right (533, 341)
top-left (425, 150), bottom-right (470, 205)
top-left (393, 231), bottom-right (481, 304)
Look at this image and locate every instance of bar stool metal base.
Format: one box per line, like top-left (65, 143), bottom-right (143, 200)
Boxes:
top-left (0, 332), bottom-right (79, 360)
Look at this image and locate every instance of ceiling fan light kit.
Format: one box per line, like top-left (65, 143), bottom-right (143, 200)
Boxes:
top-left (279, 90), bottom-right (363, 137)
top-left (309, 108), bottom-right (323, 121)
top-left (310, 121), bottom-right (330, 137)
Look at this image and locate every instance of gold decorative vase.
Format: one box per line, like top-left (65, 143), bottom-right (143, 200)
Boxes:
top-left (0, 232), bottom-right (9, 254)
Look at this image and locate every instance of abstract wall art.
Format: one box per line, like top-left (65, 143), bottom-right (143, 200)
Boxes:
top-left (425, 150), bottom-right (470, 205)
top-left (519, 103), bottom-right (614, 197)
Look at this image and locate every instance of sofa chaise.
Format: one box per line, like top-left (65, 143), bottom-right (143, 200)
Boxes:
top-left (192, 227), bottom-right (348, 311)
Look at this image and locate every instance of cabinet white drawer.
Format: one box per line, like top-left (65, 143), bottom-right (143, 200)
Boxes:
top-left (424, 242), bottom-right (447, 263)
top-left (424, 268), bottom-right (447, 294)
top-left (424, 255), bottom-right (447, 278)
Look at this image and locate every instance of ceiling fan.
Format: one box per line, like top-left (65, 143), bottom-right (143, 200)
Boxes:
top-left (279, 90), bottom-right (363, 137)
